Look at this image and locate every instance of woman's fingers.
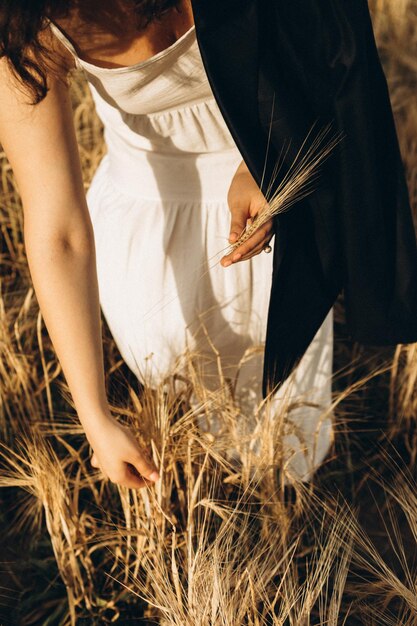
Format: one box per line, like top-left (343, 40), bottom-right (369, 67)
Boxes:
top-left (221, 218), bottom-right (274, 266)
top-left (106, 464), bottom-right (150, 489)
top-left (90, 459), bottom-right (158, 489)
top-left (121, 463), bottom-right (154, 489)
top-left (234, 222), bottom-right (274, 260)
top-left (90, 449), bottom-right (160, 489)
top-left (238, 237), bottom-right (273, 262)
top-left (228, 204), bottom-right (249, 244)
top-left (130, 451), bottom-right (160, 482)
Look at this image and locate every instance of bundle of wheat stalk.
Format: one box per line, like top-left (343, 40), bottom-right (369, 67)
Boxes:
top-left (226, 122), bottom-right (342, 254)
top-left (1, 2), bottom-right (417, 624)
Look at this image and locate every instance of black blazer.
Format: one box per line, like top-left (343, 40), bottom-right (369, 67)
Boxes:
top-left (191, 0), bottom-right (417, 396)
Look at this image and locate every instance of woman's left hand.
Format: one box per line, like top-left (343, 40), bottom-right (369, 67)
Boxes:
top-left (221, 160), bottom-right (274, 267)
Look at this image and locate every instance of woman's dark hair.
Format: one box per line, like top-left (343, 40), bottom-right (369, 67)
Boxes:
top-left (0, 0), bottom-right (182, 103)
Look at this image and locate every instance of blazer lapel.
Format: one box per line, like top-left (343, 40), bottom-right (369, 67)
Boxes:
top-left (191, 0), bottom-right (274, 189)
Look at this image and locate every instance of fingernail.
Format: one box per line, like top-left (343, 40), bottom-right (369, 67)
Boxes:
top-left (232, 253), bottom-right (242, 262)
top-left (229, 232), bottom-right (238, 243)
top-left (149, 471), bottom-right (160, 481)
top-left (222, 259), bottom-right (232, 267)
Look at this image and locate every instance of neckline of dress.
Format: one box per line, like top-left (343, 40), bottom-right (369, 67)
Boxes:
top-left (49, 20), bottom-right (196, 74)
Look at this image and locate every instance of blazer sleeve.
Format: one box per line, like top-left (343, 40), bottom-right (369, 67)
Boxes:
top-left (259, 0), bottom-right (417, 347)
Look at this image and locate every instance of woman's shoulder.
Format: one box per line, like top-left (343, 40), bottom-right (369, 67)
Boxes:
top-left (0, 23), bottom-right (76, 97)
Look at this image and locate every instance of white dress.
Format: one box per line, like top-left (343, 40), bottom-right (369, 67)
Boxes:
top-left (50, 22), bottom-right (334, 482)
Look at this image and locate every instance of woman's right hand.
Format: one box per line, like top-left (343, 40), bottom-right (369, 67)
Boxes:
top-left (86, 414), bottom-right (160, 489)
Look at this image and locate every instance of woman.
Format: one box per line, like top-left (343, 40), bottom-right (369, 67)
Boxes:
top-left (0, 0), bottom-right (408, 491)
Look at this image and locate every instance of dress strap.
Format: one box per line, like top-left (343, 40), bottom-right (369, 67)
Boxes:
top-left (48, 20), bottom-right (83, 70)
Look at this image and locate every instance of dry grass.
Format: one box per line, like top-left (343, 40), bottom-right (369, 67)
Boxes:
top-left (1, 3), bottom-right (417, 624)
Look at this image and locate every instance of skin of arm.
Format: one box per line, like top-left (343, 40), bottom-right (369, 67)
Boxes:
top-left (221, 159), bottom-right (274, 267)
top-left (0, 44), bottom-right (159, 489)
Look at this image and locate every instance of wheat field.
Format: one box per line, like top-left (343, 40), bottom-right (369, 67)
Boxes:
top-left (1, 2), bottom-right (417, 624)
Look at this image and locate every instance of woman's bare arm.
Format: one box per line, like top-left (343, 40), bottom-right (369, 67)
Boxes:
top-left (0, 45), bottom-right (159, 488)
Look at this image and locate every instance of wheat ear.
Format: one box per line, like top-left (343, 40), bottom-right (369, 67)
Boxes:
top-left (228, 123), bottom-right (344, 253)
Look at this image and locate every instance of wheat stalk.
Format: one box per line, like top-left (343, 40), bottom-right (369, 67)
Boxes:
top-left (228, 123), bottom-right (343, 253)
